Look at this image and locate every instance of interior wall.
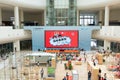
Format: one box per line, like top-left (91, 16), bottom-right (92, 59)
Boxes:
top-left (24, 11), bottom-right (44, 26)
top-left (98, 8), bottom-right (120, 25)
top-left (2, 10), bottom-right (14, 21)
top-left (110, 8), bottom-right (120, 22)
top-left (2, 10), bottom-right (44, 26)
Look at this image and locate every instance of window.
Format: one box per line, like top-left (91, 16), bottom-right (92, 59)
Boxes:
top-left (80, 14), bottom-right (97, 26)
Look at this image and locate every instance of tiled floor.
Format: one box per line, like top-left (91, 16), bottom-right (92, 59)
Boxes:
top-left (55, 61), bottom-right (88, 80)
top-left (0, 51), bottom-right (120, 80)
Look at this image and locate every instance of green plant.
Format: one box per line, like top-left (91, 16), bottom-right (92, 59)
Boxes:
top-left (69, 64), bottom-right (73, 70)
top-left (47, 67), bottom-right (55, 74)
top-left (47, 67), bottom-right (55, 77)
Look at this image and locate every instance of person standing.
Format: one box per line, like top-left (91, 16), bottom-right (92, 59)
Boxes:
top-left (98, 68), bottom-right (102, 80)
top-left (84, 56), bottom-right (87, 62)
top-left (88, 71), bottom-right (91, 80)
top-left (104, 73), bottom-right (107, 80)
top-left (66, 72), bottom-right (69, 80)
top-left (93, 59), bottom-right (96, 66)
top-left (98, 72), bottom-right (101, 80)
top-left (40, 68), bottom-right (44, 78)
top-left (63, 76), bottom-right (67, 80)
top-left (99, 68), bottom-right (102, 73)
top-left (101, 77), bottom-right (104, 80)
top-left (60, 53), bottom-right (62, 64)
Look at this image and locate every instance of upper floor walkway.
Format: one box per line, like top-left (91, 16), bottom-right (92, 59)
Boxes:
top-left (0, 26), bottom-right (120, 44)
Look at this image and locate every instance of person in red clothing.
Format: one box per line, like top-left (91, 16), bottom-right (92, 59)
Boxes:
top-left (78, 57), bottom-right (81, 61)
top-left (101, 77), bottom-right (104, 80)
top-left (66, 72), bottom-right (69, 80)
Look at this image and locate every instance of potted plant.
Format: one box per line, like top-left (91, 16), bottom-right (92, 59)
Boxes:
top-left (69, 63), bottom-right (73, 70)
top-left (47, 67), bottom-right (55, 77)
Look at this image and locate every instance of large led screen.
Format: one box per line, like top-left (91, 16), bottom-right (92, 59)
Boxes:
top-left (45, 30), bottom-right (78, 48)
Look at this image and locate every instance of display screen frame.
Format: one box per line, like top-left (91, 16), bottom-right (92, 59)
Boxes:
top-left (45, 30), bottom-right (79, 48)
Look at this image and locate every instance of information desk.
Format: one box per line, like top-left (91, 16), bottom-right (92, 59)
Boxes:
top-left (45, 50), bottom-right (59, 53)
top-left (64, 50), bottom-right (79, 53)
top-left (87, 61), bottom-right (99, 80)
top-left (45, 50), bottom-right (79, 54)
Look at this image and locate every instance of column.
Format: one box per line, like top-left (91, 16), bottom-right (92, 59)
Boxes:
top-left (104, 40), bottom-right (111, 50)
top-left (104, 6), bottom-right (110, 26)
top-left (44, 10), bottom-right (46, 26)
top-left (20, 9), bottom-right (24, 28)
top-left (99, 10), bottom-right (103, 26)
top-left (0, 8), bottom-right (2, 25)
top-left (14, 6), bottom-right (19, 29)
top-left (13, 40), bottom-right (20, 52)
top-left (13, 40), bottom-right (20, 79)
top-left (77, 10), bottom-right (80, 26)
top-left (41, 12), bottom-right (44, 26)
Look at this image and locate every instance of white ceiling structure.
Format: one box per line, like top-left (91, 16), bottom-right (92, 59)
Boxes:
top-left (77, 0), bottom-right (120, 9)
top-left (0, 0), bottom-right (120, 11)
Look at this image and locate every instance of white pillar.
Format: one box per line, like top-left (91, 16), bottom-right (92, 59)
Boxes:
top-left (104, 6), bottom-right (109, 26)
top-left (104, 40), bottom-right (111, 50)
top-left (0, 8), bottom-right (2, 25)
top-left (20, 10), bottom-right (24, 28)
top-left (44, 10), bottom-right (46, 26)
top-left (41, 12), bottom-right (44, 26)
top-left (99, 10), bottom-right (103, 26)
top-left (13, 40), bottom-right (20, 52)
top-left (14, 6), bottom-right (19, 29)
top-left (77, 10), bottom-right (80, 26)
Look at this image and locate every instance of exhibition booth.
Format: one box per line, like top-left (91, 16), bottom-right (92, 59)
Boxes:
top-left (18, 52), bottom-right (57, 80)
top-left (24, 52), bottom-right (56, 64)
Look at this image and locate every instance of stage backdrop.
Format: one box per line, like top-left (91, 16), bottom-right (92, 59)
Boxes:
top-left (24, 26), bottom-right (100, 51)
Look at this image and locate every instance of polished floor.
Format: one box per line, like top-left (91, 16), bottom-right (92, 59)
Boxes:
top-left (0, 51), bottom-right (120, 80)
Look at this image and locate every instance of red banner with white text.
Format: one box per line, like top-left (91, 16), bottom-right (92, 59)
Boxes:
top-left (45, 30), bottom-right (78, 48)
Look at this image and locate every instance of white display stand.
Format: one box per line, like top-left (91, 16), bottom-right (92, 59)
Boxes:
top-left (12, 54), bottom-right (16, 67)
top-left (72, 70), bottom-right (79, 80)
